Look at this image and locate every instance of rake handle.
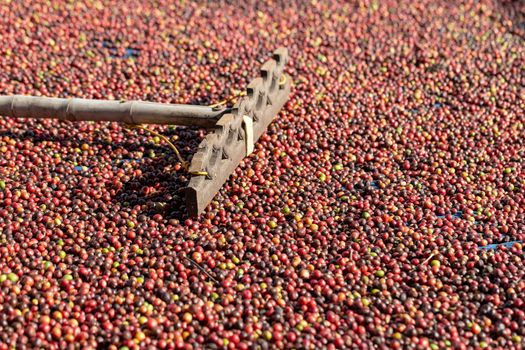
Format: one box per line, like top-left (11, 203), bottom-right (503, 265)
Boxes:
top-left (0, 95), bottom-right (225, 128)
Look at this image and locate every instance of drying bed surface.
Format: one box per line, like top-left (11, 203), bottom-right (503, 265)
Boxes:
top-left (0, 0), bottom-right (524, 349)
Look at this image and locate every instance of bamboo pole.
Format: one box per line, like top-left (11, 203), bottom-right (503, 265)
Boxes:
top-left (0, 95), bottom-right (225, 127)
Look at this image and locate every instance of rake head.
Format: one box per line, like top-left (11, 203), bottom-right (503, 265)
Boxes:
top-left (185, 48), bottom-right (291, 216)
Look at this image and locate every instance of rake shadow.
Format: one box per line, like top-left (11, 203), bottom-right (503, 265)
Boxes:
top-left (0, 124), bottom-right (202, 221)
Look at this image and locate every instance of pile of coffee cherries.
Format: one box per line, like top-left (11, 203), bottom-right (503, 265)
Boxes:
top-left (0, 0), bottom-right (524, 349)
